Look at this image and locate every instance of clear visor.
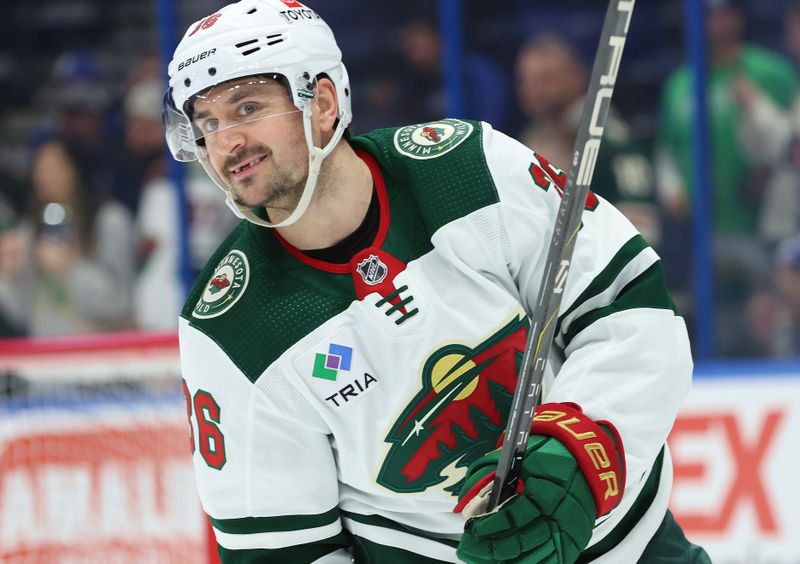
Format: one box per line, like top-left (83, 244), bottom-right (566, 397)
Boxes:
top-left (163, 77), bottom-right (303, 163)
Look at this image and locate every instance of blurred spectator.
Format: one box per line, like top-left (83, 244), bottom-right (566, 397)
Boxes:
top-left (0, 160), bottom-right (31, 337)
top-left (111, 77), bottom-right (167, 215)
top-left (0, 55), bottom-right (134, 336)
top-left (516, 34), bottom-right (587, 166)
top-left (0, 199), bottom-right (23, 337)
top-left (0, 136), bottom-right (135, 336)
top-left (31, 51), bottom-right (116, 209)
top-left (736, 0), bottom-right (800, 245)
top-left (744, 235), bottom-right (800, 357)
top-left (395, 16), bottom-right (511, 130)
top-left (515, 34), bottom-right (658, 244)
top-left (734, 2), bottom-right (800, 359)
top-left (134, 166), bottom-right (238, 331)
top-left (657, 0), bottom-right (798, 231)
top-left (655, 0), bottom-right (799, 356)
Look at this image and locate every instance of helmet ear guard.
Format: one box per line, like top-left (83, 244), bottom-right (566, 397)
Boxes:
top-left (164, 0), bottom-right (352, 228)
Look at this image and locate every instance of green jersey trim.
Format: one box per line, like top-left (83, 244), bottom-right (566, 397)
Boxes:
top-left (210, 507), bottom-right (339, 534)
top-left (563, 261), bottom-right (678, 347)
top-left (216, 530), bottom-right (350, 563)
top-left (352, 120), bottom-right (500, 236)
top-left (352, 535), bottom-right (454, 564)
top-left (340, 510), bottom-right (460, 547)
top-left (556, 235), bottom-right (650, 337)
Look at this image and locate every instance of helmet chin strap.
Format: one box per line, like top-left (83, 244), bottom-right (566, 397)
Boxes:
top-left (224, 102), bottom-right (347, 229)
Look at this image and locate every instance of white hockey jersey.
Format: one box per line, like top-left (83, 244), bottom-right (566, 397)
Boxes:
top-left (178, 120), bottom-right (692, 563)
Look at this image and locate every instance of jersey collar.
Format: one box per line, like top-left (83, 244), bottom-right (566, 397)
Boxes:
top-left (272, 149), bottom-right (390, 274)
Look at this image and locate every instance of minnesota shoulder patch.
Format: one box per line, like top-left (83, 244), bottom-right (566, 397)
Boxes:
top-left (393, 119), bottom-right (473, 160)
top-left (193, 250), bottom-right (250, 319)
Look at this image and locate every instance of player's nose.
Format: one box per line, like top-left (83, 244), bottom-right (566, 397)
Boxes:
top-left (213, 126), bottom-right (247, 157)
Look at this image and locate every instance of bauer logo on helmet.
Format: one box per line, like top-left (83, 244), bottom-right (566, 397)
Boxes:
top-left (177, 48), bottom-right (217, 72)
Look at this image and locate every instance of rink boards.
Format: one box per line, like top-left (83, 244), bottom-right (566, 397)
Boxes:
top-left (0, 334), bottom-right (797, 563)
top-left (669, 363), bottom-right (800, 563)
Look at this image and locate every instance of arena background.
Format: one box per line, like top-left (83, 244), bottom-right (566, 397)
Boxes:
top-left (1, 0), bottom-right (798, 562)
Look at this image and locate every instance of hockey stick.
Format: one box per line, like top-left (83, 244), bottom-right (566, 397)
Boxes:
top-left (487, 0), bottom-right (636, 511)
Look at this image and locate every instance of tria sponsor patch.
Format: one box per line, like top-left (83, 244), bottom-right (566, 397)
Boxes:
top-left (393, 119), bottom-right (473, 160)
top-left (193, 250), bottom-right (249, 319)
top-left (295, 330), bottom-right (380, 408)
top-left (313, 343), bottom-right (353, 381)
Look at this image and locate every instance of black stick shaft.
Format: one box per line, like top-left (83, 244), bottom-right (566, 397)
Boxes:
top-left (487, 0), bottom-right (636, 511)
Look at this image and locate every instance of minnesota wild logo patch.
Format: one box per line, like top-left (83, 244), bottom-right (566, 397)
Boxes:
top-left (193, 250), bottom-right (250, 319)
top-left (377, 315), bottom-right (528, 495)
top-left (393, 119), bottom-right (473, 160)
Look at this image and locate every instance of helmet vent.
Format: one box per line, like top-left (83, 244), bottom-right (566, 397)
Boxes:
top-left (247, 7), bottom-right (257, 14)
top-left (266, 33), bottom-right (285, 46)
top-left (234, 34), bottom-right (284, 57)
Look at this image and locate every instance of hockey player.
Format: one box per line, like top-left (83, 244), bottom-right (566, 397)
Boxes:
top-left (165, 1), bottom-right (710, 562)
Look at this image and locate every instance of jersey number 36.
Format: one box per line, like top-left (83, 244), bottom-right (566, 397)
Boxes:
top-left (183, 380), bottom-right (227, 470)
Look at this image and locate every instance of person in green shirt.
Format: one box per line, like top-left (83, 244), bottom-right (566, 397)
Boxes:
top-left (657, 0), bottom-right (798, 233)
top-left (735, 0), bottom-right (800, 245)
top-left (655, 0), bottom-right (800, 357)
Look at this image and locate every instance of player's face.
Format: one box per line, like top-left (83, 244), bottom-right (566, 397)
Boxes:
top-left (192, 77), bottom-right (308, 211)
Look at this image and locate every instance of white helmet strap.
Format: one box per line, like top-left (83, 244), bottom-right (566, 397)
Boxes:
top-left (224, 95), bottom-right (348, 229)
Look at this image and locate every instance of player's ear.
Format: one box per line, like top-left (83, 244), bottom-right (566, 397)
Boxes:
top-left (315, 77), bottom-right (338, 136)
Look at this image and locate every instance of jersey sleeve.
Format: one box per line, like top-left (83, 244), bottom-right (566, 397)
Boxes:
top-left (178, 318), bottom-right (352, 563)
top-left (474, 122), bottom-right (692, 514)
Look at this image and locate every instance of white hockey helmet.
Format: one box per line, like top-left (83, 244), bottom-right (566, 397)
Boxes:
top-left (163, 0), bottom-right (352, 228)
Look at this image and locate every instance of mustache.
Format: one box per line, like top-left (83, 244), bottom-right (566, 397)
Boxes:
top-left (222, 146), bottom-right (273, 176)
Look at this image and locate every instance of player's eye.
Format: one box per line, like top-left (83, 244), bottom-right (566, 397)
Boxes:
top-left (237, 102), bottom-right (260, 118)
top-left (199, 119), bottom-right (219, 134)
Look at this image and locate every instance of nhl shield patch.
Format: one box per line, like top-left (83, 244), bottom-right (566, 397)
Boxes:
top-left (193, 250), bottom-right (250, 319)
top-left (356, 254), bottom-right (388, 285)
top-left (393, 119), bottom-right (473, 160)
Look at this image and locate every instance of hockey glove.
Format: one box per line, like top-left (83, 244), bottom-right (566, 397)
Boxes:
top-left (454, 403), bottom-right (625, 564)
